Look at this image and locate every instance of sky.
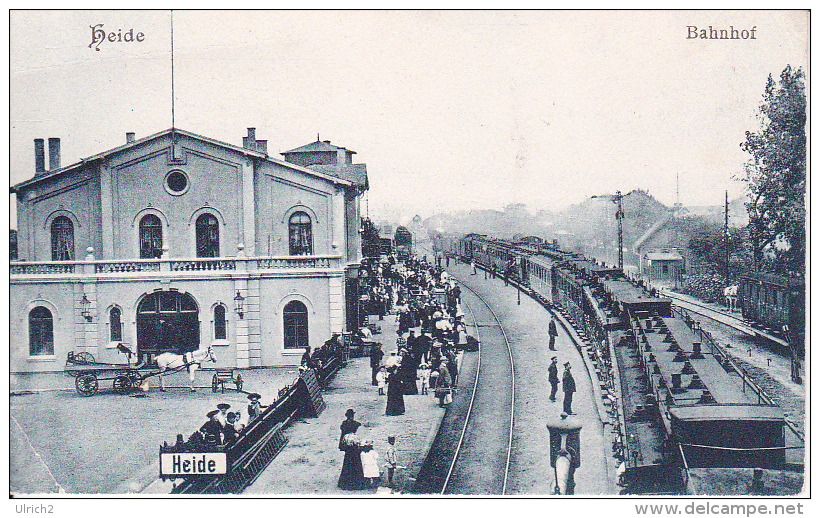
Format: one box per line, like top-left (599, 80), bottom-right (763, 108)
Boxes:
top-left (8, 10), bottom-right (809, 227)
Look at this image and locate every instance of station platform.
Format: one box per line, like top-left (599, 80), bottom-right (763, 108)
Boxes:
top-left (240, 311), bottom-right (447, 495)
top-left (442, 257), bottom-right (617, 495)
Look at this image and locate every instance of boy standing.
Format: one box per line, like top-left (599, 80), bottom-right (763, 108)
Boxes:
top-left (385, 435), bottom-right (398, 489)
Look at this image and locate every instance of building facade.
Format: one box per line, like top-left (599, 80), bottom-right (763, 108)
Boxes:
top-left (10, 128), bottom-right (367, 373)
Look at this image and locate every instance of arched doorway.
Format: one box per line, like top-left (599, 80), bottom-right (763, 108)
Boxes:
top-left (136, 291), bottom-right (199, 363)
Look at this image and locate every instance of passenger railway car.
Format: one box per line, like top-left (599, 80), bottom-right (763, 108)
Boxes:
top-left (451, 232), bottom-right (795, 494)
top-left (738, 272), bottom-right (805, 354)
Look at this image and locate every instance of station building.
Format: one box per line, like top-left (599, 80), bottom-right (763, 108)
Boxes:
top-left (10, 128), bottom-right (368, 373)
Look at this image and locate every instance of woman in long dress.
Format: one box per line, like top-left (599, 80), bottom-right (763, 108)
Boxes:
top-left (338, 409), bottom-right (365, 490)
top-left (385, 366), bottom-right (406, 416)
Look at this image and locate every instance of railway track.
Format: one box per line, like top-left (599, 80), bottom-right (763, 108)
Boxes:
top-left (412, 245), bottom-right (515, 495)
top-left (441, 277), bottom-right (515, 495)
top-left (660, 290), bottom-right (789, 349)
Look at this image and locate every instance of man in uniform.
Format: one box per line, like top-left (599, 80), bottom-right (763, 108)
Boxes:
top-left (548, 318), bottom-right (559, 351)
top-left (562, 362), bottom-right (576, 415)
top-left (548, 356), bottom-right (560, 402)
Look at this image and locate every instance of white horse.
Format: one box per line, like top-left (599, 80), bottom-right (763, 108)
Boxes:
top-left (724, 285), bottom-right (739, 312)
top-left (155, 346), bottom-right (216, 392)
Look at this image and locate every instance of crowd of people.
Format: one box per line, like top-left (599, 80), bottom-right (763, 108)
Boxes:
top-left (376, 254), bottom-right (469, 412)
top-left (337, 252), bottom-right (475, 491)
top-left (166, 393), bottom-right (269, 453)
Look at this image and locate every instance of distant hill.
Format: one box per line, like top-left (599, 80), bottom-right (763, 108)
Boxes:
top-left (424, 190), bottom-right (670, 266)
top-left (423, 190), bottom-right (751, 268)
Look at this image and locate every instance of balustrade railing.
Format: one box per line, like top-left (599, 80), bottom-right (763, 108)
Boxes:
top-left (255, 256), bottom-right (335, 269)
top-left (95, 260), bottom-right (162, 273)
top-left (171, 259), bottom-right (237, 271)
top-left (9, 262), bottom-right (75, 275)
top-left (11, 255), bottom-right (342, 276)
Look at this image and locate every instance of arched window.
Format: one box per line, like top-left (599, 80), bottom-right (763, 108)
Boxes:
top-left (214, 305), bottom-right (227, 341)
top-left (139, 214), bottom-right (163, 258)
top-left (51, 216), bottom-right (74, 261)
top-left (196, 213), bottom-right (220, 258)
top-left (283, 300), bottom-right (308, 349)
top-left (110, 307), bottom-right (123, 342)
top-left (288, 212), bottom-right (313, 256)
top-left (29, 306), bottom-right (54, 356)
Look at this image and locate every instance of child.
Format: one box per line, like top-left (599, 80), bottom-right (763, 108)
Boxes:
top-left (376, 366), bottom-right (387, 395)
top-left (361, 441), bottom-right (380, 488)
top-left (385, 435), bottom-right (398, 489)
top-left (418, 363), bottom-right (430, 395)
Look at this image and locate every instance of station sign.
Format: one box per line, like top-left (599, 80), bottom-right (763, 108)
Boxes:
top-left (160, 452), bottom-right (228, 476)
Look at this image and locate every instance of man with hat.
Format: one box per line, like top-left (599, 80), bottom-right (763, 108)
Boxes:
top-left (562, 362), bottom-right (576, 415)
top-left (199, 409), bottom-right (223, 446)
top-left (247, 393), bottom-right (266, 420)
top-left (548, 317), bottom-right (559, 351)
top-left (548, 356), bottom-right (560, 402)
top-left (216, 402), bottom-right (231, 427)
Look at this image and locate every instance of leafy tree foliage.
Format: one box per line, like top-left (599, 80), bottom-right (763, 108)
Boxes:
top-left (677, 216), bottom-right (752, 281)
top-left (360, 218), bottom-right (380, 258)
top-left (740, 65), bottom-right (806, 274)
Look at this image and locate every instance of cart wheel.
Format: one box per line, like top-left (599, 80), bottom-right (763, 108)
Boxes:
top-left (76, 373), bottom-right (99, 396)
top-left (212, 374), bottom-right (219, 393)
top-left (113, 374), bottom-right (133, 394)
top-left (74, 351), bottom-right (96, 365)
top-left (127, 371), bottom-right (143, 387)
top-left (235, 374), bottom-right (243, 391)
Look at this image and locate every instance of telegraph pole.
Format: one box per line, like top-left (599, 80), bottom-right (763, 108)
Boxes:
top-left (616, 190), bottom-right (624, 270)
top-left (724, 190), bottom-right (729, 283)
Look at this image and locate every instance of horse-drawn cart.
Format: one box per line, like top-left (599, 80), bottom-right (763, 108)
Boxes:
top-left (211, 369), bottom-right (244, 393)
top-left (64, 344), bottom-right (218, 396)
top-left (64, 350), bottom-right (156, 396)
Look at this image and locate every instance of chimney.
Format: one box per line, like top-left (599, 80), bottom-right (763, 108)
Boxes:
top-left (126, 132), bottom-right (135, 143)
top-left (34, 139), bottom-right (46, 174)
top-left (48, 138), bottom-right (60, 170)
top-left (336, 147), bottom-right (346, 165)
top-left (243, 128), bottom-right (256, 150)
top-left (256, 140), bottom-right (268, 154)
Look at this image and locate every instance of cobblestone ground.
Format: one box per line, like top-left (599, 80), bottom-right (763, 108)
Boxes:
top-left (244, 312), bottom-right (446, 495)
top-left (10, 367), bottom-right (300, 494)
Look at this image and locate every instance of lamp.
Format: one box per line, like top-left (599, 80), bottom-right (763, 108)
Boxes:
top-left (80, 293), bottom-right (93, 322)
top-left (234, 290), bottom-right (245, 319)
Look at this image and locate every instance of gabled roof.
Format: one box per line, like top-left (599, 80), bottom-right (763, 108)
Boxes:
top-left (11, 128), bottom-right (356, 193)
top-left (633, 211), bottom-right (673, 251)
top-left (282, 139), bottom-right (356, 155)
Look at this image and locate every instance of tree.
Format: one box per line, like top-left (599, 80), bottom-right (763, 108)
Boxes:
top-left (740, 65), bottom-right (806, 274)
top-left (681, 216), bottom-right (752, 281)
